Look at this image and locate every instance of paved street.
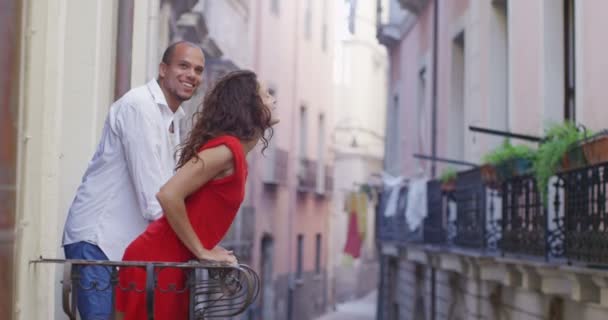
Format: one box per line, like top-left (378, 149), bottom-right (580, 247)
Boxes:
top-left (315, 291), bottom-right (377, 320)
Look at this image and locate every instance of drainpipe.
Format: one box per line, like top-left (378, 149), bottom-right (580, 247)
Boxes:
top-left (430, 0), bottom-right (439, 179)
top-left (114, 0), bottom-right (134, 99)
top-left (430, 1), bottom-right (439, 320)
top-left (146, 0), bottom-right (160, 79)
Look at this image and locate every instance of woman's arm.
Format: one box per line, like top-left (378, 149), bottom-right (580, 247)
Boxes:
top-left (156, 144), bottom-right (238, 263)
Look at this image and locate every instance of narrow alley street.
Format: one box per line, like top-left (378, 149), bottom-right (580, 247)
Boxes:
top-left (315, 291), bottom-right (377, 320)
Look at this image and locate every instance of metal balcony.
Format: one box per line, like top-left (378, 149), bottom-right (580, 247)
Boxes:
top-left (297, 158), bottom-right (317, 193)
top-left (31, 258), bottom-right (260, 320)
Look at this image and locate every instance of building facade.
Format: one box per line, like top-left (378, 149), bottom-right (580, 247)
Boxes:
top-left (247, 1), bottom-right (336, 319)
top-left (377, 0), bottom-right (608, 319)
top-left (6, 0), bottom-right (252, 319)
top-left (328, 0), bottom-right (387, 306)
top-left (5, 0), bottom-right (339, 319)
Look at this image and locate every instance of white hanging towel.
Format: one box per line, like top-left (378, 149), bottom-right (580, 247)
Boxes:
top-left (382, 173), bottom-right (405, 217)
top-left (405, 177), bottom-right (429, 230)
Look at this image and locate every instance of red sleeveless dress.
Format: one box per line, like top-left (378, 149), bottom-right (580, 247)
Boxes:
top-left (115, 135), bottom-right (247, 319)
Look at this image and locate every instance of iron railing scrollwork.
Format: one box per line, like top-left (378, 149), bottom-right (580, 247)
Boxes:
top-left (485, 188), bottom-right (502, 253)
top-left (30, 258), bottom-right (260, 320)
top-left (423, 180), bottom-right (447, 245)
top-left (500, 175), bottom-right (547, 258)
top-left (558, 162), bottom-right (608, 265)
top-left (451, 169), bottom-right (487, 250)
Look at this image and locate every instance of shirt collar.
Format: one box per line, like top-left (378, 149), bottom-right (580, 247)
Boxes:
top-left (146, 79), bottom-right (186, 120)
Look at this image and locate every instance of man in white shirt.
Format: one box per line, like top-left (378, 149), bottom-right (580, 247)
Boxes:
top-left (62, 41), bottom-right (205, 319)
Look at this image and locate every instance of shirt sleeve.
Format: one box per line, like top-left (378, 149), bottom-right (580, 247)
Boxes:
top-left (114, 104), bottom-right (165, 221)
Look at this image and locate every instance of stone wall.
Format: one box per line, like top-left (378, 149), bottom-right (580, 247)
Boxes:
top-left (378, 248), bottom-right (608, 320)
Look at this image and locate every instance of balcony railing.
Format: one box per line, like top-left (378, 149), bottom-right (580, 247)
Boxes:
top-left (559, 163), bottom-right (608, 265)
top-left (31, 258), bottom-right (260, 320)
top-left (449, 169), bottom-right (488, 250)
top-left (297, 158), bottom-right (317, 192)
top-left (376, 183), bottom-right (423, 243)
top-left (262, 147), bottom-right (288, 186)
top-left (423, 180), bottom-right (446, 244)
top-left (376, 161), bottom-right (608, 268)
top-left (324, 165), bottom-right (334, 194)
top-left (500, 175), bottom-right (542, 257)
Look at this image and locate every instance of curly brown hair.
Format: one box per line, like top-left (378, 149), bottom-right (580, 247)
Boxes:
top-left (175, 70), bottom-right (273, 169)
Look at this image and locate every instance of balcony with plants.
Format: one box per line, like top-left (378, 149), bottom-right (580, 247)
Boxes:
top-left (377, 122), bottom-right (608, 279)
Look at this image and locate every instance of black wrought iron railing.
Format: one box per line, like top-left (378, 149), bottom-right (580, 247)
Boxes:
top-left (449, 169), bottom-right (488, 250)
top-left (297, 158), bottom-right (317, 192)
top-left (375, 183), bottom-right (425, 243)
top-left (500, 175), bottom-right (547, 258)
top-left (376, 161), bottom-right (608, 268)
top-left (30, 258), bottom-right (260, 320)
top-left (423, 180), bottom-right (446, 244)
top-left (559, 162), bottom-right (608, 266)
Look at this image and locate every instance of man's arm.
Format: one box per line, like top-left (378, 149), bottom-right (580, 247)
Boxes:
top-left (115, 104), bottom-right (165, 221)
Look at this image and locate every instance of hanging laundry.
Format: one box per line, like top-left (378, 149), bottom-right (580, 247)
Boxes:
top-left (381, 173), bottom-right (405, 217)
top-left (343, 211), bottom-right (362, 259)
top-left (344, 192), bottom-right (369, 240)
top-left (405, 177), bottom-right (429, 230)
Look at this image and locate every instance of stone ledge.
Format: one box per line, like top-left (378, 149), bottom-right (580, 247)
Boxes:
top-left (392, 246), bottom-right (608, 307)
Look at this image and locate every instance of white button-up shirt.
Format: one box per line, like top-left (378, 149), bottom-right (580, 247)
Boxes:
top-left (62, 79), bottom-right (185, 261)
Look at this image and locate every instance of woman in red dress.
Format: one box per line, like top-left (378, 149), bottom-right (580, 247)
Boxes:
top-left (115, 70), bottom-right (278, 319)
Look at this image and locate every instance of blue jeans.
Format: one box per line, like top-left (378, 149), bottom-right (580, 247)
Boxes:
top-left (64, 242), bottom-right (113, 320)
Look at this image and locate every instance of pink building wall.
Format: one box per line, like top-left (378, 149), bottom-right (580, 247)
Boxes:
top-left (391, 0), bottom-right (471, 177)
top-left (577, 0), bottom-right (608, 131)
top-left (247, 0), bottom-right (334, 318)
top-left (509, 0), bottom-right (544, 137)
top-left (389, 0), bottom-right (608, 179)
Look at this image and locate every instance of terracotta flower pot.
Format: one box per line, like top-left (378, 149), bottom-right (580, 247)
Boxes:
top-left (480, 164), bottom-right (499, 189)
top-left (440, 180), bottom-right (456, 193)
top-left (582, 134), bottom-right (608, 166)
top-left (560, 145), bottom-right (587, 171)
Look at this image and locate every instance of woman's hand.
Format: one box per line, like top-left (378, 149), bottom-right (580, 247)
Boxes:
top-left (200, 248), bottom-right (238, 265)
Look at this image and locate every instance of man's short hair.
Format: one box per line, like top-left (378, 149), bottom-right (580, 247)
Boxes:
top-left (161, 41), bottom-right (203, 64)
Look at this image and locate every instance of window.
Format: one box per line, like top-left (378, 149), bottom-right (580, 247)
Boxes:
top-left (490, 0), bottom-right (509, 146)
top-left (564, 0), bottom-right (575, 121)
top-left (263, 87), bottom-right (278, 184)
top-left (298, 106), bottom-right (309, 188)
top-left (299, 106), bottom-right (308, 160)
top-left (448, 32), bottom-right (465, 162)
top-left (417, 68), bottom-right (428, 169)
top-left (347, 0), bottom-right (357, 34)
top-left (321, 0), bottom-right (328, 51)
top-left (271, 0), bottom-right (279, 15)
top-left (316, 114), bottom-right (325, 193)
top-left (315, 234), bottom-right (322, 274)
top-left (297, 234), bottom-right (304, 279)
top-left (304, 0), bottom-right (312, 39)
top-left (385, 95), bottom-right (400, 175)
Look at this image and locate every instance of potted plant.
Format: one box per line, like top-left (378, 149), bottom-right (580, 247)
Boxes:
top-left (480, 163), bottom-right (499, 189)
top-left (439, 167), bottom-right (458, 193)
top-left (580, 130), bottom-right (608, 166)
top-left (482, 139), bottom-right (536, 187)
top-left (533, 122), bottom-right (587, 203)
